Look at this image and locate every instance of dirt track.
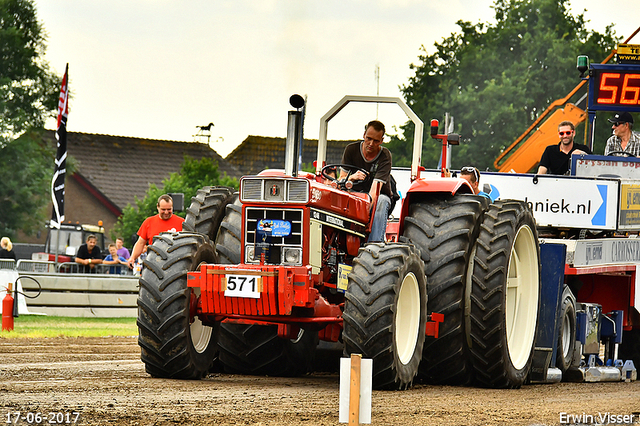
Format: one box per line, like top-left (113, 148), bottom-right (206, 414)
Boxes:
top-left (1, 337), bottom-right (639, 426)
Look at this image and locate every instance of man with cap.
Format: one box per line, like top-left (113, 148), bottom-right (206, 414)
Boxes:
top-left (604, 111), bottom-right (640, 156)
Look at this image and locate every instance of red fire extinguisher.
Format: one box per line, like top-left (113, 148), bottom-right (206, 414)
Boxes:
top-left (2, 283), bottom-right (14, 332)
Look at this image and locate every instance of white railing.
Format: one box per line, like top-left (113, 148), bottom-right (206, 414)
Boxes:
top-left (16, 260), bottom-right (56, 273)
top-left (0, 259), bottom-right (16, 270)
top-left (7, 260), bottom-right (133, 275)
top-left (56, 262), bottom-right (133, 275)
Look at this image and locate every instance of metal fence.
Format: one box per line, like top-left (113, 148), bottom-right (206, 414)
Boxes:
top-left (57, 262), bottom-right (133, 275)
top-left (16, 260), bottom-right (56, 273)
top-left (2, 259), bottom-right (134, 275)
top-left (0, 259), bottom-right (16, 270)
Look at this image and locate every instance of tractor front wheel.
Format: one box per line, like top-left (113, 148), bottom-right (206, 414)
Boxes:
top-left (137, 232), bottom-right (218, 379)
top-left (343, 243), bottom-right (427, 390)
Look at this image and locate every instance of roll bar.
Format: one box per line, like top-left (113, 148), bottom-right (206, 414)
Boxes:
top-left (315, 95), bottom-right (424, 181)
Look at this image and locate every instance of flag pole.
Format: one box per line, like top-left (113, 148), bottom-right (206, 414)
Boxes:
top-left (55, 223), bottom-right (60, 264)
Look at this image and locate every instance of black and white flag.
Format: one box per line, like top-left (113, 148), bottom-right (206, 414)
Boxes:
top-left (51, 64), bottom-right (69, 228)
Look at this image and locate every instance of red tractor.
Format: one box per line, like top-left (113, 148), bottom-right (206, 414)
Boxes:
top-left (136, 95), bottom-right (540, 390)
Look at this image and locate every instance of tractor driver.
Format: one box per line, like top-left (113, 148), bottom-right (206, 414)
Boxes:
top-left (338, 120), bottom-right (393, 242)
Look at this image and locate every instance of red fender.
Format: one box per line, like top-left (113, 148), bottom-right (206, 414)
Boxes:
top-left (398, 178), bottom-right (474, 235)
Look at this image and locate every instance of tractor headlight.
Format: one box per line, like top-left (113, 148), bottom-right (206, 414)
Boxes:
top-left (283, 248), bottom-right (302, 265)
top-left (245, 246), bottom-right (257, 263)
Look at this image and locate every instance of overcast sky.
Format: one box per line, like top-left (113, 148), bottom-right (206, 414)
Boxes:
top-left (35, 0), bottom-right (639, 158)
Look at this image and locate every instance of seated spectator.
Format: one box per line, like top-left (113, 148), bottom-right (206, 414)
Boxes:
top-left (0, 237), bottom-right (17, 261)
top-left (75, 235), bottom-right (102, 273)
top-left (103, 243), bottom-right (128, 274)
top-left (115, 237), bottom-right (130, 260)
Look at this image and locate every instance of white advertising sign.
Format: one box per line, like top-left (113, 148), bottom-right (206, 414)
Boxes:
top-left (391, 168), bottom-right (619, 230)
top-left (474, 173), bottom-right (619, 230)
top-left (572, 238), bottom-right (640, 267)
top-left (573, 154), bottom-right (640, 179)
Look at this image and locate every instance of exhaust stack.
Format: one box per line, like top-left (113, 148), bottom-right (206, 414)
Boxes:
top-left (284, 94), bottom-right (305, 177)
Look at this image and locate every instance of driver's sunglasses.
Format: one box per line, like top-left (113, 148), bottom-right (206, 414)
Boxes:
top-left (461, 166), bottom-right (479, 182)
top-left (558, 131), bottom-right (573, 136)
top-left (613, 122), bottom-right (625, 127)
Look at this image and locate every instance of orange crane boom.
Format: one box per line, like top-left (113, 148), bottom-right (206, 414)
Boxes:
top-left (494, 26), bottom-right (640, 173)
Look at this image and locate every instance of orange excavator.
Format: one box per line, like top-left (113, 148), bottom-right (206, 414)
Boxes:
top-left (494, 28), bottom-right (640, 173)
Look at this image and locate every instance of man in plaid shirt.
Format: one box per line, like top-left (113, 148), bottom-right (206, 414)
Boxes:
top-left (604, 111), bottom-right (640, 157)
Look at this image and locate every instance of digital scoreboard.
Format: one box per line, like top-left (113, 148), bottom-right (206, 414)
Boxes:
top-left (589, 64), bottom-right (640, 113)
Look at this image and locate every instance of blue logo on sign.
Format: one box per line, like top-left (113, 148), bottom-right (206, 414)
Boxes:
top-left (591, 185), bottom-right (607, 226)
top-left (258, 219), bottom-right (291, 237)
top-left (488, 184), bottom-right (500, 202)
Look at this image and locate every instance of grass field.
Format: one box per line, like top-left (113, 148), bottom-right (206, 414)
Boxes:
top-left (0, 315), bottom-right (137, 338)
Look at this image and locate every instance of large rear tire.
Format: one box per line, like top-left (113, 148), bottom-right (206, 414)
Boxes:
top-left (556, 285), bottom-right (577, 373)
top-left (214, 197), bottom-right (318, 376)
top-left (137, 232), bottom-right (218, 379)
top-left (469, 200), bottom-right (540, 388)
top-left (183, 187), bottom-right (235, 240)
top-left (343, 243), bottom-right (427, 390)
top-left (401, 194), bottom-right (489, 385)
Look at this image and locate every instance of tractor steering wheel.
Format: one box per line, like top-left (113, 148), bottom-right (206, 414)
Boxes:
top-left (607, 151), bottom-right (636, 157)
top-left (321, 164), bottom-right (370, 191)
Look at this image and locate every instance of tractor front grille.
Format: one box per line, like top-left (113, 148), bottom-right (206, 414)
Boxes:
top-left (241, 178), bottom-right (309, 203)
top-left (244, 207), bottom-right (304, 265)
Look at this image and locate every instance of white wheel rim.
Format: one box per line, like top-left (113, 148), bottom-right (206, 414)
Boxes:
top-left (561, 312), bottom-right (572, 359)
top-left (505, 225), bottom-right (539, 370)
top-left (190, 287), bottom-right (213, 353)
top-left (395, 272), bottom-right (421, 365)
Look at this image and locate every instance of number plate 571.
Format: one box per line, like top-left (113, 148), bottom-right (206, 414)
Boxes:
top-left (224, 275), bottom-right (261, 299)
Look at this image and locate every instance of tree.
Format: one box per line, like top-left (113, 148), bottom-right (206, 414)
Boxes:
top-left (111, 156), bottom-right (238, 245)
top-left (0, 130), bottom-right (55, 238)
top-left (1, 0), bottom-right (60, 145)
top-left (388, 0), bottom-right (618, 171)
top-left (0, 0), bottom-right (61, 238)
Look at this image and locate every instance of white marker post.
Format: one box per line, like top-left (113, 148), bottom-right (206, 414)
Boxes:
top-left (339, 354), bottom-right (372, 424)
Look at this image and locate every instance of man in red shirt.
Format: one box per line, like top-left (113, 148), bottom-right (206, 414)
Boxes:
top-left (128, 194), bottom-right (184, 268)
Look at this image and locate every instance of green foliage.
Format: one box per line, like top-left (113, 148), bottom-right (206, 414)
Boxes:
top-left (111, 156), bottom-right (239, 244)
top-left (0, 0), bottom-right (61, 238)
top-left (0, 0), bottom-right (60, 145)
top-left (0, 130), bottom-right (55, 238)
top-left (301, 162), bottom-right (316, 173)
top-left (389, 0), bottom-right (618, 171)
top-left (0, 315), bottom-right (137, 338)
